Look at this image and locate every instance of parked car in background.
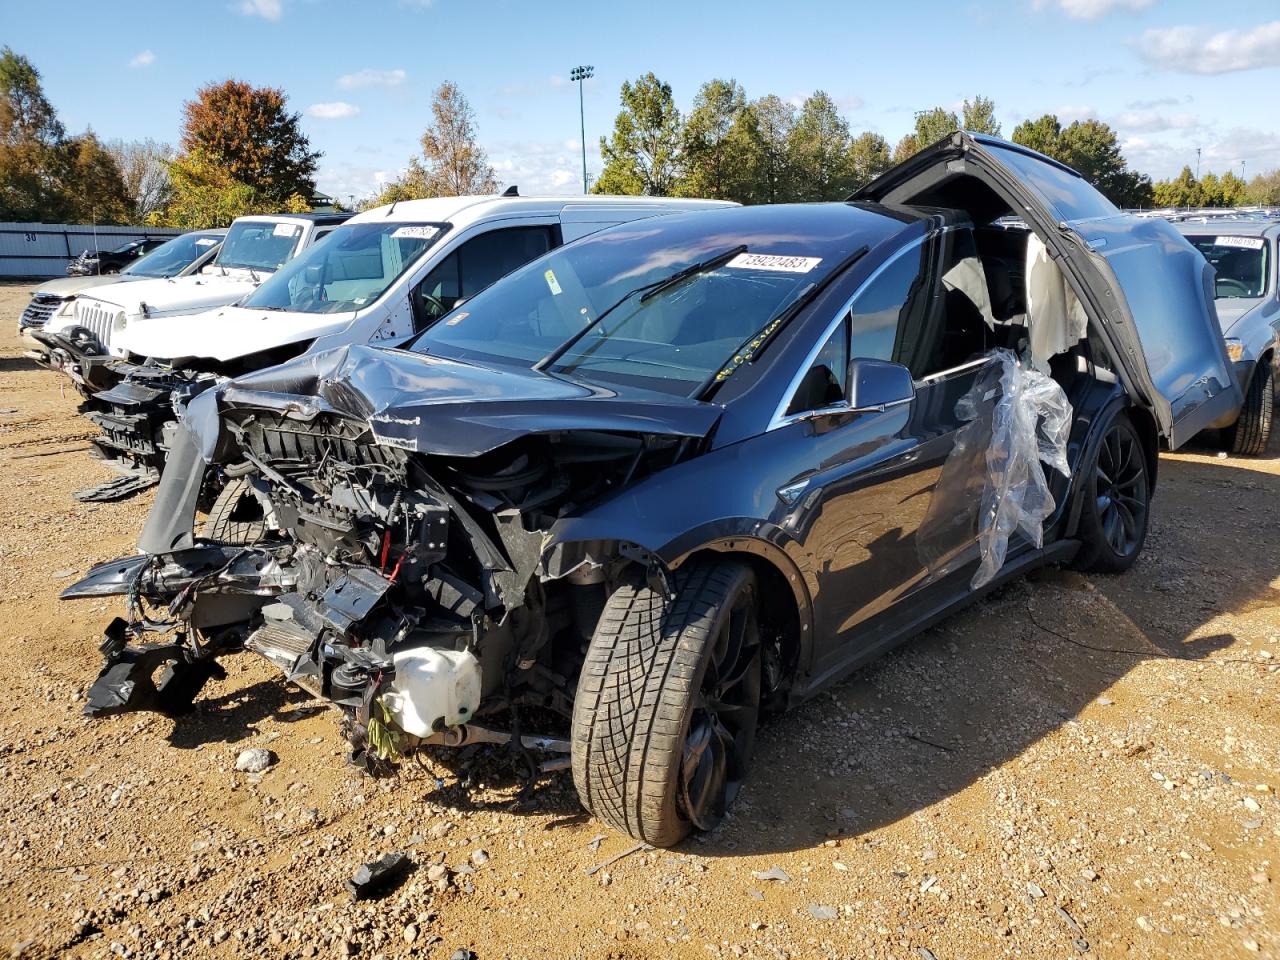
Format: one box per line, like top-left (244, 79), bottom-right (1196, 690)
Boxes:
top-left (64, 134), bottom-right (1241, 847)
top-left (71, 194), bottom-right (733, 503)
top-left (1171, 216), bottom-right (1278, 454)
top-left (66, 237), bottom-right (169, 276)
top-left (32, 212), bottom-right (350, 396)
top-left (19, 229), bottom-right (225, 365)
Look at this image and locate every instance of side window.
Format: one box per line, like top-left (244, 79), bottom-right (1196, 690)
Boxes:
top-left (412, 227), bottom-right (554, 331)
top-left (786, 316), bottom-right (849, 417)
top-left (848, 242), bottom-right (926, 364)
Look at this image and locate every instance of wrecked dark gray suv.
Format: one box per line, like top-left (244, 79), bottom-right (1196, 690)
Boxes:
top-left (64, 133), bottom-right (1240, 847)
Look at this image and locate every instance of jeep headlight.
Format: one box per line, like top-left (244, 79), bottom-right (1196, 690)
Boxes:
top-left (113, 311), bottom-right (127, 331)
top-left (1224, 338), bottom-right (1244, 362)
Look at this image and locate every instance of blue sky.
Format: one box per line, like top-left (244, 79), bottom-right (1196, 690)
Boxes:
top-left (6, 0), bottom-right (1280, 201)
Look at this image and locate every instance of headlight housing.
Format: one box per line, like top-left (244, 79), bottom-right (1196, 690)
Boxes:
top-left (113, 311), bottom-right (127, 331)
top-left (1224, 338), bottom-right (1245, 362)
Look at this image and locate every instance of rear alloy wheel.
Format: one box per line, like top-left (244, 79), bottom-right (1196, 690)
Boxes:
top-left (1222, 362), bottom-right (1274, 457)
top-left (201, 475), bottom-right (267, 544)
top-left (1074, 412), bottom-right (1150, 573)
top-left (572, 560), bottom-right (762, 847)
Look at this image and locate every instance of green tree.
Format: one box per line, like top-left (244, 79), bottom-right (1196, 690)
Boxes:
top-left (1153, 165), bottom-right (1199, 207)
top-left (1246, 169), bottom-right (1280, 206)
top-left (786, 91), bottom-right (853, 201)
top-left (913, 106), bottom-right (960, 148)
top-left (749, 94), bottom-right (797, 203)
top-left (158, 148), bottom-right (307, 228)
top-left (0, 47), bottom-right (132, 223)
top-left (1056, 119), bottom-right (1151, 207)
top-left (62, 131), bottom-right (131, 223)
top-left (595, 73), bottom-right (683, 196)
top-left (681, 78), bottom-right (748, 200)
top-left (1011, 114), bottom-right (1062, 156)
top-left (177, 79), bottom-right (319, 206)
top-left (891, 134), bottom-right (918, 164)
top-left (847, 131), bottom-right (891, 191)
top-left (961, 95), bottom-right (1001, 136)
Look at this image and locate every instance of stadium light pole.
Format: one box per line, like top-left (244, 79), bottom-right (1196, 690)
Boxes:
top-left (571, 65), bottom-right (594, 194)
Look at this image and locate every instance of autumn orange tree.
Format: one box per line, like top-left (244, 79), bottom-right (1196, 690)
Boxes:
top-left (159, 79), bottom-right (319, 226)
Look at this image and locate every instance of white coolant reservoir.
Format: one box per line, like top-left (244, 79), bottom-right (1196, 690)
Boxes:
top-left (380, 648), bottom-right (482, 738)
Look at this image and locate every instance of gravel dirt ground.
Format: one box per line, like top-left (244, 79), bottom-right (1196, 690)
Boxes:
top-left (0, 279), bottom-right (1275, 960)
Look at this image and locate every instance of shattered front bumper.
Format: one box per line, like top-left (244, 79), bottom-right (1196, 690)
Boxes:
top-left (76, 365), bottom-right (211, 502)
top-left (28, 329), bottom-right (122, 394)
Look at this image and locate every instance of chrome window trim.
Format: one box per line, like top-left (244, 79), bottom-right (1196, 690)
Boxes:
top-left (915, 355), bottom-right (990, 384)
top-left (768, 236), bottom-right (927, 431)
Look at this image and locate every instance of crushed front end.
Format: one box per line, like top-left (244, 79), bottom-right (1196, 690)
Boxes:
top-left (63, 360), bottom-right (706, 774)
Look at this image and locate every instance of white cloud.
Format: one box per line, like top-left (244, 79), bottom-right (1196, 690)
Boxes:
top-left (128, 50), bottom-right (155, 68)
top-left (489, 139), bottom-right (593, 196)
top-left (1113, 110), bottom-right (1200, 133)
top-left (1033, 0), bottom-right (1154, 19)
top-left (306, 101), bottom-right (360, 120)
top-left (1055, 104), bottom-right (1099, 123)
top-left (1137, 20), bottom-right (1280, 74)
top-left (236, 0), bottom-right (283, 20)
top-left (337, 68), bottom-right (406, 90)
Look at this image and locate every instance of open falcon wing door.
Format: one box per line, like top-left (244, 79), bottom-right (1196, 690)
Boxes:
top-left (853, 131), bottom-right (1241, 448)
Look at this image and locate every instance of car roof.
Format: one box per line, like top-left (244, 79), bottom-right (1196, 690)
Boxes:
top-left (235, 212), bottom-right (352, 226)
top-left (346, 194), bottom-right (737, 230)
top-left (558, 201), bottom-right (933, 256)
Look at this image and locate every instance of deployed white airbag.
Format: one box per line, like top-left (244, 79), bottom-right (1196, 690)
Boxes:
top-left (1025, 233), bottom-right (1088, 371)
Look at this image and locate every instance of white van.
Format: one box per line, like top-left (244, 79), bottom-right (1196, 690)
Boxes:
top-left (76, 194), bottom-right (735, 501)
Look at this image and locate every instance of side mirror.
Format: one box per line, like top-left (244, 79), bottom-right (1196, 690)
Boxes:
top-left (849, 358), bottom-right (915, 412)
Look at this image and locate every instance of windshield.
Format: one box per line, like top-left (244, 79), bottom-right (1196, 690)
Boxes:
top-left (123, 232), bottom-right (221, 278)
top-left (215, 220), bottom-right (304, 272)
top-left (109, 240), bottom-right (141, 254)
top-left (414, 211), bottom-right (859, 397)
top-left (1188, 234), bottom-right (1270, 299)
top-left (241, 222), bottom-right (445, 314)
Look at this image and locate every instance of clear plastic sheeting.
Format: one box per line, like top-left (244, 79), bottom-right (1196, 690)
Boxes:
top-left (964, 348), bottom-right (1072, 589)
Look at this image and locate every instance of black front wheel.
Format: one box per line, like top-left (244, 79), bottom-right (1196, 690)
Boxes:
top-left (572, 560), bottom-right (762, 847)
top-left (201, 476), bottom-right (267, 544)
top-left (1074, 412), bottom-right (1150, 574)
top-left (1222, 362), bottom-right (1274, 457)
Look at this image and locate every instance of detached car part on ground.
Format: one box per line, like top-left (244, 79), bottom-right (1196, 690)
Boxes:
top-left (61, 195), bottom-right (733, 506)
top-left (64, 133), bottom-right (1241, 847)
top-left (1170, 217), bottom-right (1279, 455)
top-left (18, 229), bottom-right (226, 365)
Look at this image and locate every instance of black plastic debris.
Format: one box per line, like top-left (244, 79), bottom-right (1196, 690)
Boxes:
top-left (346, 852), bottom-right (413, 901)
top-left (450, 950), bottom-right (477, 960)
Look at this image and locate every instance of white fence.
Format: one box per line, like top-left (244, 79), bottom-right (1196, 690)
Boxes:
top-left (0, 222), bottom-right (182, 279)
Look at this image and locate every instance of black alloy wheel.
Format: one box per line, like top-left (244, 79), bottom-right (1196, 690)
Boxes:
top-left (679, 583), bottom-right (761, 831)
top-left (1075, 412), bottom-right (1150, 573)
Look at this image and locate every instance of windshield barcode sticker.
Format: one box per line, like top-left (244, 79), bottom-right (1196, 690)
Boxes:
top-left (544, 269), bottom-right (563, 295)
top-left (1215, 235), bottom-right (1264, 250)
top-left (194, 238), bottom-right (217, 246)
top-left (273, 223), bottom-right (299, 237)
top-left (726, 253), bottom-right (822, 273)
top-left (391, 225), bottom-right (440, 240)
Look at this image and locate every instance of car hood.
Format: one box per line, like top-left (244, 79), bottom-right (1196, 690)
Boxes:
top-left (34, 275), bottom-right (128, 298)
top-left (1215, 298), bottom-right (1261, 335)
top-left (208, 343), bottom-right (724, 458)
top-left (77, 271), bottom-right (265, 319)
top-left (114, 303), bottom-right (354, 363)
